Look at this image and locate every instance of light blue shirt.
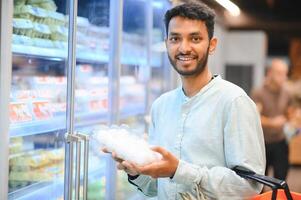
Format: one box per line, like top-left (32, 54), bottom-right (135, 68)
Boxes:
top-left (130, 76), bottom-right (266, 199)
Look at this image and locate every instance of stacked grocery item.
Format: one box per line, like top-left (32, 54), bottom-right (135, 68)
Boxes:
top-left (9, 65), bottom-right (110, 127)
top-left (13, 0), bottom-right (67, 49)
top-left (9, 147), bottom-right (64, 190)
top-left (9, 75), bottom-right (66, 125)
top-left (12, 0), bottom-right (113, 59)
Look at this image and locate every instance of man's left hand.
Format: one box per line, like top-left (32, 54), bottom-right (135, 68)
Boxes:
top-left (127, 146), bottom-right (179, 179)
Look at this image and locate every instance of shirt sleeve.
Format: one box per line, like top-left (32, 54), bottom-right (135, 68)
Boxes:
top-left (172, 95), bottom-right (266, 199)
top-left (128, 175), bottom-right (157, 197)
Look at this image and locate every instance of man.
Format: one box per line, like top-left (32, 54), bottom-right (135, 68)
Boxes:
top-left (107, 2), bottom-right (265, 199)
top-left (251, 58), bottom-right (291, 180)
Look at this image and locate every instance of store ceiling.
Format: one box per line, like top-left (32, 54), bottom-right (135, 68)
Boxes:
top-left (201, 0), bottom-right (301, 55)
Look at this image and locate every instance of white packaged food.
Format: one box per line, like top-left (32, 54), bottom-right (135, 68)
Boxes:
top-left (93, 127), bottom-right (162, 165)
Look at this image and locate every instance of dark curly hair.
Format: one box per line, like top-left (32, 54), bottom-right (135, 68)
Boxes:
top-left (164, 2), bottom-right (216, 39)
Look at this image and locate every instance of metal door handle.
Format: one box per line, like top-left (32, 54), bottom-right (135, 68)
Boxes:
top-left (65, 134), bottom-right (81, 200)
top-left (77, 132), bottom-right (89, 200)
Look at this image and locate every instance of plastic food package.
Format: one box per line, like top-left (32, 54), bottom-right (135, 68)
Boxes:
top-left (33, 38), bottom-right (54, 49)
top-left (32, 22), bottom-right (51, 39)
top-left (14, 0), bottom-right (27, 6)
top-left (29, 1), bottom-right (57, 12)
top-left (93, 127), bottom-right (162, 165)
top-left (53, 40), bottom-right (67, 49)
top-left (46, 11), bottom-right (65, 26)
top-left (13, 18), bottom-right (34, 37)
top-left (14, 5), bottom-right (48, 24)
top-left (50, 25), bottom-right (68, 41)
top-left (27, 0), bottom-right (57, 11)
top-left (66, 16), bottom-right (90, 34)
top-left (12, 34), bottom-right (34, 46)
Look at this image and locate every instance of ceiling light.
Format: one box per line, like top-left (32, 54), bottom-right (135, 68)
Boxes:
top-left (215, 0), bottom-right (240, 16)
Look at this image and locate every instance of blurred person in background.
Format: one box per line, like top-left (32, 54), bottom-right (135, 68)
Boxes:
top-left (251, 58), bottom-right (299, 180)
top-left (104, 2), bottom-right (266, 199)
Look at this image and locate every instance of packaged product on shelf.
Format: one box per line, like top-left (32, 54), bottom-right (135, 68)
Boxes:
top-left (53, 40), bottom-right (67, 49)
top-left (10, 137), bottom-right (23, 144)
top-left (12, 18), bottom-right (33, 37)
top-left (9, 142), bottom-right (23, 154)
top-left (9, 169), bottom-right (53, 183)
top-left (46, 11), bottom-right (65, 26)
top-left (76, 31), bottom-right (90, 47)
top-left (32, 100), bottom-right (53, 120)
top-left (9, 171), bottom-right (30, 185)
top-left (9, 136), bottom-right (24, 155)
top-left (86, 25), bottom-right (109, 52)
top-left (27, 0), bottom-right (57, 12)
top-left (14, 0), bottom-right (27, 6)
top-left (32, 37), bottom-right (54, 48)
top-left (76, 16), bottom-right (90, 34)
top-left (50, 102), bottom-right (66, 114)
top-left (49, 25), bottom-right (68, 41)
top-left (12, 34), bottom-right (34, 46)
top-left (32, 22), bottom-right (51, 39)
top-left (9, 102), bottom-right (33, 123)
top-left (47, 148), bottom-right (64, 162)
top-left (87, 25), bottom-right (109, 39)
top-left (14, 5), bottom-right (48, 24)
top-left (9, 150), bottom-right (48, 169)
top-left (88, 99), bottom-right (108, 112)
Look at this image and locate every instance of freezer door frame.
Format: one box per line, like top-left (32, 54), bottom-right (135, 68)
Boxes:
top-left (0, 1), bottom-right (13, 200)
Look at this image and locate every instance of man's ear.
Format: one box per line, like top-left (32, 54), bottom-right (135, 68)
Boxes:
top-left (209, 37), bottom-right (217, 55)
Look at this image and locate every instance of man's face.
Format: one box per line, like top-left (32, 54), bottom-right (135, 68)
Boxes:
top-left (268, 60), bottom-right (288, 89)
top-left (165, 16), bottom-right (215, 77)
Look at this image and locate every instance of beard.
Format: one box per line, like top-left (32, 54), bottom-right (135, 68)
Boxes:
top-left (168, 46), bottom-right (210, 77)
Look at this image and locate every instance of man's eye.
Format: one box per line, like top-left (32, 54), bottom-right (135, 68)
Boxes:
top-left (169, 37), bottom-right (179, 42)
top-left (192, 37), bottom-right (201, 42)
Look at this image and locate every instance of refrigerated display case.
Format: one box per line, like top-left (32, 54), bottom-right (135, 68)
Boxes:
top-left (8, 0), bottom-right (71, 199)
top-left (1, 0), bottom-right (171, 199)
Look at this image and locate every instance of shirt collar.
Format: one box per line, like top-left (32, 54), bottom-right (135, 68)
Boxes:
top-left (179, 75), bottom-right (221, 102)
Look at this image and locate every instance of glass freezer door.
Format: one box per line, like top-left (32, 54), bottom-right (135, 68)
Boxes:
top-left (8, 0), bottom-right (72, 199)
top-left (73, 0), bottom-right (111, 199)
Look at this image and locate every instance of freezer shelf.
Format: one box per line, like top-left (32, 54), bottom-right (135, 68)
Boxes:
top-left (8, 163), bottom-right (105, 200)
top-left (12, 44), bottom-right (150, 66)
top-left (10, 103), bottom-right (145, 138)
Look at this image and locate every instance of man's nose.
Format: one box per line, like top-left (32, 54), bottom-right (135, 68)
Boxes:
top-left (179, 40), bottom-right (192, 53)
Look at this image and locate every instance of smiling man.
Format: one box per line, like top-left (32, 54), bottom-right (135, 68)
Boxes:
top-left (107, 2), bottom-right (266, 199)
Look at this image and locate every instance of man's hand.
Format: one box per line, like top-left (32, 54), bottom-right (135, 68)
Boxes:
top-left (101, 148), bottom-right (139, 176)
top-left (128, 146), bottom-right (179, 179)
top-left (271, 115), bottom-right (287, 129)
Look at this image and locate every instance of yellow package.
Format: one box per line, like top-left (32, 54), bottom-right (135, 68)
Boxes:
top-left (50, 25), bottom-right (68, 41)
top-left (13, 18), bottom-right (34, 37)
top-left (31, 1), bottom-right (57, 12)
top-left (14, 5), bottom-right (48, 24)
top-left (32, 22), bottom-right (51, 39)
top-left (46, 11), bottom-right (65, 26)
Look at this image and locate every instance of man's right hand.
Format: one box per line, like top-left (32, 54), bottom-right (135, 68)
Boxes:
top-left (102, 148), bottom-right (139, 176)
